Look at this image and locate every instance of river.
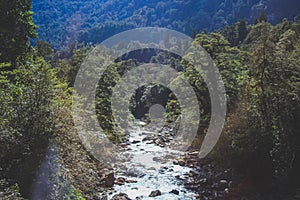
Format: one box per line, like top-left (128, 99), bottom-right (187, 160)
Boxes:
top-left (107, 121), bottom-right (197, 199)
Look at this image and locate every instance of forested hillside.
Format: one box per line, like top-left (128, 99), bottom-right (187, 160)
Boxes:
top-left (0, 0), bottom-right (300, 200)
top-left (32, 0), bottom-right (300, 49)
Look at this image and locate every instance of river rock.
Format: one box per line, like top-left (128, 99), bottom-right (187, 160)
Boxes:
top-left (170, 189), bottom-right (179, 195)
top-left (188, 151), bottom-right (200, 156)
top-left (115, 177), bottom-right (126, 185)
top-left (119, 143), bottom-right (128, 148)
top-left (142, 136), bottom-right (154, 141)
top-left (177, 159), bottom-right (186, 166)
top-left (149, 190), bottom-right (162, 197)
top-left (101, 171), bottom-right (115, 187)
top-left (111, 193), bottom-right (131, 200)
top-left (131, 140), bottom-right (141, 144)
top-left (125, 179), bottom-right (137, 183)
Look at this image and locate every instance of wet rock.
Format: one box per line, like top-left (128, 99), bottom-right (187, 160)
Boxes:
top-left (170, 189), bottom-right (179, 195)
top-left (153, 157), bottom-right (164, 162)
top-left (149, 190), bottom-right (162, 197)
top-left (115, 177), bottom-right (126, 185)
top-left (131, 140), bottom-right (141, 144)
top-left (142, 136), bottom-right (154, 141)
top-left (146, 141), bottom-right (154, 144)
top-left (125, 179), bottom-right (137, 183)
top-left (164, 154), bottom-right (176, 160)
top-left (186, 158), bottom-right (198, 165)
top-left (188, 151), bottom-right (199, 156)
top-left (178, 159), bottom-right (186, 166)
top-left (173, 159), bottom-right (185, 166)
top-left (125, 170), bottom-right (145, 178)
top-left (111, 193), bottom-right (131, 200)
top-left (101, 171), bottom-right (115, 187)
top-left (175, 175), bottom-right (181, 179)
top-left (119, 143), bottom-right (128, 148)
top-left (141, 131), bottom-right (154, 135)
top-left (158, 168), bottom-right (165, 173)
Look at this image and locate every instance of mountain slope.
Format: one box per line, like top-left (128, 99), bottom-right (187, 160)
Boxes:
top-left (32, 0), bottom-right (300, 49)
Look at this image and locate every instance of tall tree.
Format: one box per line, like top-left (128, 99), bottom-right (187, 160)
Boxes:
top-left (0, 0), bottom-right (37, 64)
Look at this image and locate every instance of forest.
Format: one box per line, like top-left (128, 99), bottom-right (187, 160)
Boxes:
top-left (0, 0), bottom-right (300, 200)
top-left (32, 0), bottom-right (300, 49)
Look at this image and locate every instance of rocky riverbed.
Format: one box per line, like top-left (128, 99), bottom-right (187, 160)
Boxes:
top-left (99, 122), bottom-right (240, 200)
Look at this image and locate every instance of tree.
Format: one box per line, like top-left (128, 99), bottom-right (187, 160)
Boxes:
top-left (231, 21), bottom-right (300, 189)
top-left (35, 41), bottom-right (54, 62)
top-left (259, 10), bottom-right (268, 22)
top-left (222, 20), bottom-right (249, 46)
top-left (0, 0), bottom-right (37, 64)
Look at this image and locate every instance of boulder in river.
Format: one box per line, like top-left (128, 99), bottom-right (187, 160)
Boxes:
top-left (142, 136), bottom-right (154, 141)
top-left (101, 170), bottom-right (115, 187)
top-left (178, 159), bottom-right (186, 166)
top-left (169, 189), bottom-right (179, 195)
top-left (115, 177), bottom-right (126, 185)
top-left (149, 190), bottom-right (162, 197)
top-left (131, 140), bottom-right (141, 144)
top-left (125, 179), bottom-right (137, 183)
top-left (111, 193), bottom-right (131, 200)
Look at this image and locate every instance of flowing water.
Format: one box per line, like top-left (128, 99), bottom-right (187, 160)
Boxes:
top-left (108, 122), bottom-right (196, 199)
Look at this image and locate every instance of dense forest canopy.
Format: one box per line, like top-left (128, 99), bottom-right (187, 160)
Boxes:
top-left (0, 0), bottom-right (300, 199)
top-left (32, 0), bottom-right (300, 49)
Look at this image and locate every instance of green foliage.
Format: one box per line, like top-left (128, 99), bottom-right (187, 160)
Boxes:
top-left (56, 46), bottom-right (90, 86)
top-left (0, 57), bottom-right (58, 153)
top-left (230, 20), bottom-right (300, 185)
top-left (0, 0), bottom-right (300, 198)
top-left (0, 0), bottom-right (37, 63)
top-left (64, 188), bottom-right (86, 200)
top-left (0, 53), bottom-right (74, 198)
top-left (35, 41), bottom-right (54, 62)
top-left (95, 62), bottom-right (123, 142)
top-left (31, 0), bottom-right (300, 49)
top-left (222, 20), bottom-right (249, 46)
top-left (0, 179), bottom-right (24, 200)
